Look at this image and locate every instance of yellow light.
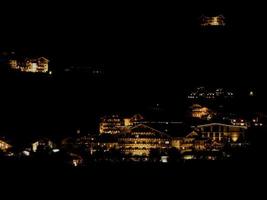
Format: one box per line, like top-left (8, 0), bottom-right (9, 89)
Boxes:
top-left (231, 133), bottom-right (239, 142)
top-left (73, 160), bottom-right (78, 167)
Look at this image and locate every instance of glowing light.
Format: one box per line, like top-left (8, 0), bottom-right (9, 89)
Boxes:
top-left (183, 155), bottom-right (194, 160)
top-left (161, 156), bottom-right (168, 163)
top-left (49, 71), bottom-right (53, 75)
top-left (231, 133), bottom-right (239, 142)
top-left (52, 149), bottom-right (60, 153)
top-left (32, 63), bottom-right (38, 72)
top-left (73, 160), bottom-right (78, 167)
top-left (249, 91), bottom-right (254, 96)
top-left (22, 151), bottom-right (30, 156)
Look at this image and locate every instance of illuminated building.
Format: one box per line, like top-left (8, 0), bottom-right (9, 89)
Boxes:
top-left (0, 139), bottom-right (12, 152)
top-left (230, 119), bottom-right (248, 127)
top-left (99, 115), bottom-right (124, 134)
top-left (200, 15), bottom-right (226, 26)
top-left (99, 114), bottom-right (144, 134)
top-left (76, 134), bottom-right (118, 155)
top-left (123, 114), bottom-right (144, 127)
top-left (9, 59), bottom-right (18, 69)
top-left (191, 104), bottom-right (212, 119)
top-left (118, 124), bottom-right (171, 156)
top-left (24, 57), bottom-right (49, 73)
top-left (32, 138), bottom-right (55, 152)
top-left (187, 87), bottom-right (234, 100)
top-left (8, 57), bottom-right (49, 73)
top-left (194, 123), bottom-right (247, 143)
top-left (171, 137), bottom-right (183, 149)
top-left (172, 131), bottom-right (207, 152)
top-left (69, 153), bottom-right (83, 167)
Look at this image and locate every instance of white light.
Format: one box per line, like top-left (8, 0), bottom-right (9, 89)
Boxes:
top-left (7, 152), bottom-right (14, 157)
top-left (52, 149), bottom-right (60, 153)
top-left (73, 160), bottom-right (78, 167)
top-left (49, 71), bottom-right (53, 75)
top-left (161, 156), bottom-right (168, 163)
top-left (22, 151), bottom-right (30, 156)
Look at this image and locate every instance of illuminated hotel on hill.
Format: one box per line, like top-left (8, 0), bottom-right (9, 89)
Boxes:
top-left (77, 114), bottom-right (248, 160)
top-left (8, 57), bottom-right (49, 73)
top-left (200, 15), bottom-right (226, 27)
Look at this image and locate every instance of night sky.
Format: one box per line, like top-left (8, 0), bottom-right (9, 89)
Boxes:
top-left (0, 1), bottom-right (266, 138)
top-left (1, 1), bottom-right (266, 84)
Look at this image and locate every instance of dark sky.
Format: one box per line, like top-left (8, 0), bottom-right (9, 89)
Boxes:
top-left (1, 1), bottom-right (265, 86)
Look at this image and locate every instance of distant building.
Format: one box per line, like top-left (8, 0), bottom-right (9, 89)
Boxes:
top-left (123, 114), bottom-right (144, 127)
top-left (200, 15), bottom-right (226, 26)
top-left (118, 124), bottom-right (171, 156)
top-left (99, 114), bottom-right (144, 134)
top-left (23, 57), bottom-right (49, 73)
top-left (190, 104), bottom-right (213, 119)
top-left (230, 119), bottom-right (248, 127)
top-left (194, 123), bottom-right (247, 143)
top-left (99, 115), bottom-right (124, 134)
top-left (9, 59), bottom-right (18, 69)
top-left (76, 134), bottom-right (118, 155)
top-left (0, 139), bottom-right (12, 152)
top-left (187, 87), bottom-right (234, 100)
top-left (171, 123), bottom-right (248, 160)
top-left (32, 138), bottom-right (55, 152)
top-left (8, 57), bottom-right (49, 73)
top-left (172, 131), bottom-right (207, 152)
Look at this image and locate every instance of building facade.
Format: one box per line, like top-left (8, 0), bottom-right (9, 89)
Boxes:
top-left (99, 115), bottom-right (124, 134)
top-left (200, 15), bottom-right (226, 26)
top-left (0, 139), bottom-right (12, 152)
top-left (8, 57), bottom-right (49, 73)
top-left (118, 124), bottom-right (171, 156)
top-left (194, 123), bottom-right (247, 143)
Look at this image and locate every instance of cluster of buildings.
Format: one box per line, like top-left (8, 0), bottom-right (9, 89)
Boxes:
top-left (230, 117), bottom-right (264, 128)
top-left (187, 87), bottom-right (234, 100)
top-left (0, 113), bottom-right (250, 164)
top-left (75, 114), bottom-right (248, 161)
top-left (0, 50), bottom-right (50, 74)
top-left (8, 57), bottom-right (50, 73)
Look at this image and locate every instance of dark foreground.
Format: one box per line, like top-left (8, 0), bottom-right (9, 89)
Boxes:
top-left (0, 159), bottom-right (265, 198)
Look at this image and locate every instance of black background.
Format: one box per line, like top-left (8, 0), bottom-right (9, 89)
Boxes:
top-left (1, 1), bottom-right (265, 83)
top-left (0, 1), bottom-right (266, 197)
